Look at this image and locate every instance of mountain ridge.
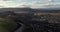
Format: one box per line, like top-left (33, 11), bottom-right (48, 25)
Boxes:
top-left (0, 8), bottom-right (60, 12)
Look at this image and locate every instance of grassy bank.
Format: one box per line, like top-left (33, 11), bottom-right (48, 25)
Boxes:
top-left (0, 18), bottom-right (18, 32)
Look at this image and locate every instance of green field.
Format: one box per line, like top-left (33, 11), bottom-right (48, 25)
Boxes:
top-left (0, 18), bottom-right (18, 32)
top-left (35, 13), bottom-right (60, 16)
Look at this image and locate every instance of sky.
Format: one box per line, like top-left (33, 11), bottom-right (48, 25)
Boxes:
top-left (0, 0), bottom-right (60, 8)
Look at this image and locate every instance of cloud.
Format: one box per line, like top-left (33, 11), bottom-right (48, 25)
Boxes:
top-left (0, 0), bottom-right (60, 8)
top-left (16, 1), bottom-right (50, 8)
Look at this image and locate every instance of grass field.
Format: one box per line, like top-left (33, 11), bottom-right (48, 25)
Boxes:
top-left (36, 13), bottom-right (60, 16)
top-left (0, 18), bottom-right (18, 32)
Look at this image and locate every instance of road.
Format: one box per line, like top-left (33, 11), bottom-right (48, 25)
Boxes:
top-left (15, 23), bottom-right (26, 32)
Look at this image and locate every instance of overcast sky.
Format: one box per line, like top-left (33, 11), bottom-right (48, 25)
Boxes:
top-left (0, 0), bottom-right (60, 8)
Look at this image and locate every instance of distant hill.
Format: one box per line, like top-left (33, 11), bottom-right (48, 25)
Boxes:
top-left (0, 7), bottom-right (60, 13)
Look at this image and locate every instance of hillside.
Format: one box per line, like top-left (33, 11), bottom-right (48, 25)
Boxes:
top-left (0, 8), bottom-right (60, 13)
